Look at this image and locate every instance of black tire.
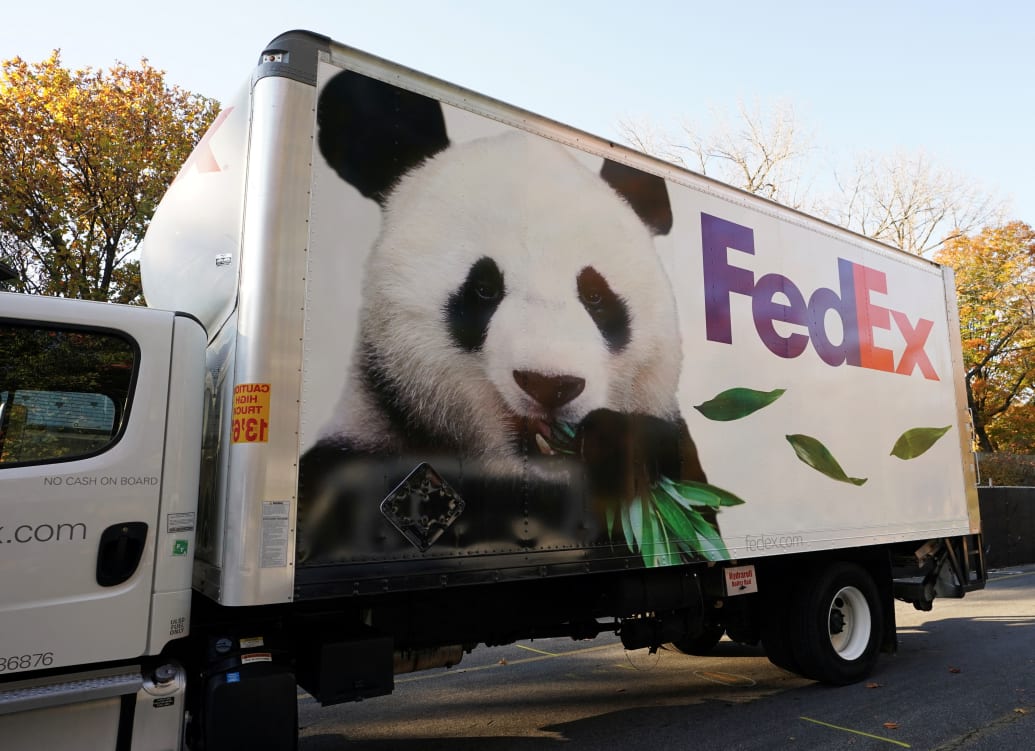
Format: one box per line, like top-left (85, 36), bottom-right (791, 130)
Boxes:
top-left (789, 562), bottom-right (883, 685)
top-left (670, 622), bottom-right (725, 656)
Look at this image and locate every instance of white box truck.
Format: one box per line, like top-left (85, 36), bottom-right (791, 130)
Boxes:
top-left (0, 30), bottom-right (985, 750)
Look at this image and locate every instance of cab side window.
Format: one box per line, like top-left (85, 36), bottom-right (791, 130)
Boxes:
top-left (0, 324), bottom-right (136, 466)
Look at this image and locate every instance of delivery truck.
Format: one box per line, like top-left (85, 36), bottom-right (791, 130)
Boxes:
top-left (0, 29), bottom-right (985, 750)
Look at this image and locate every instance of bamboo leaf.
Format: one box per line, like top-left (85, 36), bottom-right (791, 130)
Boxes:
top-left (653, 506), bottom-right (680, 567)
top-left (546, 420), bottom-right (577, 454)
top-left (654, 487), bottom-right (702, 555)
top-left (638, 497), bottom-right (657, 566)
top-left (652, 487), bottom-right (700, 540)
top-left (652, 487), bottom-right (729, 561)
top-left (658, 476), bottom-right (746, 508)
top-left (688, 512), bottom-right (729, 561)
top-left (621, 498), bottom-right (639, 552)
top-left (891, 426), bottom-right (952, 460)
top-left (694, 387), bottom-right (786, 421)
top-left (786, 434), bottom-right (867, 486)
top-left (555, 421), bottom-right (577, 440)
top-left (691, 517), bottom-right (732, 562)
top-left (624, 482), bottom-right (742, 565)
top-left (645, 502), bottom-right (678, 566)
top-left (658, 476), bottom-right (716, 508)
top-left (645, 503), bottom-right (665, 567)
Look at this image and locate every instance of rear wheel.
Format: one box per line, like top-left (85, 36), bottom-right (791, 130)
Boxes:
top-left (789, 562), bottom-right (882, 685)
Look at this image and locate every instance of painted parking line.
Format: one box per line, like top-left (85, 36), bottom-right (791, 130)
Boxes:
top-left (800, 716), bottom-right (911, 748)
top-left (694, 671), bottom-right (756, 687)
top-left (515, 643), bottom-right (559, 657)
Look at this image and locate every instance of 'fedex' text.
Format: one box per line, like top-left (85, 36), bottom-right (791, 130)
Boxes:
top-left (702, 214), bottom-right (938, 381)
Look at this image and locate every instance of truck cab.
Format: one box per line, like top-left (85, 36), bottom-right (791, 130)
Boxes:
top-left (0, 292), bottom-right (205, 749)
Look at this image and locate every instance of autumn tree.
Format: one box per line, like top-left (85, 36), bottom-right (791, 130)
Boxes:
top-left (0, 52), bottom-right (218, 302)
top-left (985, 403), bottom-right (1035, 454)
top-left (935, 222), bottom-right (1035, 451)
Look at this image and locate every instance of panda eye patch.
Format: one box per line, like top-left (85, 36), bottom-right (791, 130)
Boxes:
top-left (475, 280), bottom-right (501, 301)
top-left (577, 266), bottom-right (630, 354)
top-left (446, 256), bottom-right (505, 352)
top-left (580, 288), bottom-right (602, 307)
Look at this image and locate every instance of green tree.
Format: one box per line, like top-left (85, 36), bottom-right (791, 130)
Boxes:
top-left (0, 52), bottom-right (218, 302)
top-left (935, 222), bottom-right (1035, 451)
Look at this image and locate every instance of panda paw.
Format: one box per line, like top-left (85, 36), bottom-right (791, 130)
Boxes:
top-left (574, 408), bottom-right (707, 506)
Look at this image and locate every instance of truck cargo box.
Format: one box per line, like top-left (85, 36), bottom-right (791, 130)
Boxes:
top-left (141, 31), bottom-right (979, 608)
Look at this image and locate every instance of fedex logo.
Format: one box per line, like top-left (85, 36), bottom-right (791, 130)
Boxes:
top-left (702, 214), bottom-right (938, 381)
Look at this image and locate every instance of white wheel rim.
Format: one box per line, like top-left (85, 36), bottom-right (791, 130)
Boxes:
top-left (827, 585), bottom-right (871, 661)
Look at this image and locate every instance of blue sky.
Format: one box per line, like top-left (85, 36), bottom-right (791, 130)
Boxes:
top-left (3, 0), bottom-right (1031, 225)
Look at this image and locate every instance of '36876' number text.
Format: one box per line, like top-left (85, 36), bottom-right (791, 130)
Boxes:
top-left (0, 652), bottom-right (54, 672)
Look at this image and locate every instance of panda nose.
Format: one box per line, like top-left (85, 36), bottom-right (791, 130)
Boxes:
top-left (513, 371), bottom-right (586, 410)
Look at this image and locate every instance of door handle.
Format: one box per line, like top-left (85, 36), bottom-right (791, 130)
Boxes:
top-left (96, 522), bottom-right (148, 587)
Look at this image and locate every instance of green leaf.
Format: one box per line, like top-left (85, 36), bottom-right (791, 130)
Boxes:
top-left (623, 497), bottom-right (641, 552)
top-left (554, 421), bottom-right (577, 440)
top-left (605, 503), bottom-right (616, 539)
top-left (687, 512), bottom-right (729, 561)
top-left (649, 499), bottom-right (683, 567)
top-left (654, 508), bottom-right (680, 567)
top-left (657, 477), bottom-right (714, 508)
top-left (890, 426), bottom-right (952, 460)
top-left (645, 504), bottom-right (663, 567)
top-left (658, 476), bottom-right (747, 509)
top-left (619, 482), bottom-right (741, 566)
top-left (650, 487), bottom-right (729, 562)
top-left (694, 387), bottom-right (786, 421)
top-left (786, 434), bottom-right (867, 486)
top-left (542, 420), bottom-right (577, 454)
top-left (640, 497), bottom-right (655, 564)
top-left (651, 487), bottom-right (698, 539)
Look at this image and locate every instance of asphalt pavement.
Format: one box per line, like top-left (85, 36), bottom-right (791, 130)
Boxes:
top-left (299, 565), bottom-right (1035, 750)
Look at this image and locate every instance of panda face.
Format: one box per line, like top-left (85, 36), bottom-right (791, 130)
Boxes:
top-left (353, 132), bottom-right (683, 464)
top-left (447, 258), bottom-right (630, 355)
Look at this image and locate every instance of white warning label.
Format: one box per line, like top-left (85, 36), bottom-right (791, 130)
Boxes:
top-left (260, 501), bottom-right (290, 568)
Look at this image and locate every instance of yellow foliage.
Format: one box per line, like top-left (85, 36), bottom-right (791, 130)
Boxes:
top-left (935, 222), bottom-right (1035, 451)
top-left (0, 51), bottom-right (219, 302)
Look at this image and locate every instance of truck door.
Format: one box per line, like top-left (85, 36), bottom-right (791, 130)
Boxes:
top-left (0, 294), bottom-right (181, 675)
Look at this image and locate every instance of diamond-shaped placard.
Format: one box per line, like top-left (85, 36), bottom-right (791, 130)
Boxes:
top-left (380, 463), bottom-right (465, 552)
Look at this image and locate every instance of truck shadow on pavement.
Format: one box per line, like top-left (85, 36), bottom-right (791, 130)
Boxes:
top-left (300, 599), bottom-right (1035, 751)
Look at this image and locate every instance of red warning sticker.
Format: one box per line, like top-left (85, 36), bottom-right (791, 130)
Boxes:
top-left (240, 652), bottom-right (272, 664)
top-left (232, 383), bottom-right (270, 443)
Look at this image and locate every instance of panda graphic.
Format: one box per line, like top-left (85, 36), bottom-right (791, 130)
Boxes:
top-left (298, 70), bottom-right (718, 564)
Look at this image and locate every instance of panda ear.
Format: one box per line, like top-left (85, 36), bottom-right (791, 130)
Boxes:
top-left (317, 70), bottom-right (450, 205)
top-left (600, 160), bottom-right (673, 236)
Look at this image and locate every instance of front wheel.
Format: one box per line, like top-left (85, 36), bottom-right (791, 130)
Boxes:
top-left (789, 562), bottom-right (883, 685)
